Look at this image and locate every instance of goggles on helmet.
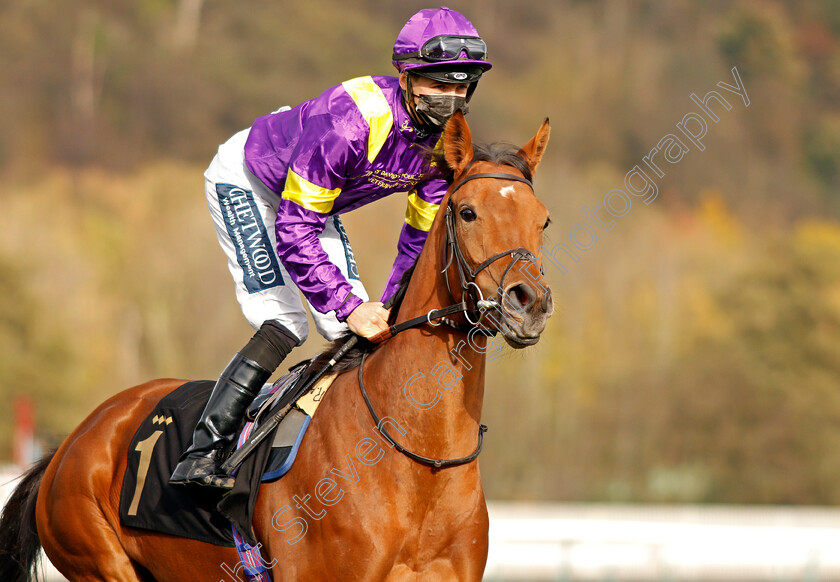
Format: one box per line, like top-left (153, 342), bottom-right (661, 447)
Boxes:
top-left (393, 35), bottom-right (488, 63)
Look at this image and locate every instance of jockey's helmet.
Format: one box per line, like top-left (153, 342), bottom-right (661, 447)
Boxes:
top-left (392, 7), bottom-right (492, 101)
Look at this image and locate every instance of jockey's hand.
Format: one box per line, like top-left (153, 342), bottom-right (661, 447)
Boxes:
top-left (346, 301), bottom-right (391, 339)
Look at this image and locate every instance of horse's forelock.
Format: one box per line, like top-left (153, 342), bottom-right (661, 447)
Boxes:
top-left (468, 142), bottom-right (533, 182)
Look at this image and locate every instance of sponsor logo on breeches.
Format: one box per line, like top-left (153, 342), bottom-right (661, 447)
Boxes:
top-left (217, 184), bottom-right (284, 293)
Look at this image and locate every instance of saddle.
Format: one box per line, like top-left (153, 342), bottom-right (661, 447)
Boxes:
top-left (244, 363), bottom-right (336, 481)
top-left (118, 361), bottom-right (336, 547)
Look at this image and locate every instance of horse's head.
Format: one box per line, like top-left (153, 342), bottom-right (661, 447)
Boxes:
top-left (442, 112), bottom-right (554, 348)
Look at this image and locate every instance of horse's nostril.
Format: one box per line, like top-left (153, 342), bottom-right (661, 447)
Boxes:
top-left (542, 288), bottom-right (554, 315)
top-left (506, 283), bottom-right (535, 312)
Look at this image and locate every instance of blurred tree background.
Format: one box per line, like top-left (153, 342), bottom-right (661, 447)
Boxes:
top-left (2, 0), bottom-right (840, 504)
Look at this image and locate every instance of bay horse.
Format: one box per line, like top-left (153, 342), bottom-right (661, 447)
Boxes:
top-left (0, 111), bottom-right (552, 582)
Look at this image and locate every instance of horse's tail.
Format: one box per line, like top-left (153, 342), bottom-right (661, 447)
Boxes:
top-left (0, 451), bottom-right (55, 582)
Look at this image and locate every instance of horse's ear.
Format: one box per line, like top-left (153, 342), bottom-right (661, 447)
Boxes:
top-left (444, 111), bottom-right (474, 176)
top-left (518, 117), bottom-right (551, 175)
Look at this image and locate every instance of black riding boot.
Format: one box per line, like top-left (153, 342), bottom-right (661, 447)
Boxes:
top-left (169, 321), bottom-right (298, 489)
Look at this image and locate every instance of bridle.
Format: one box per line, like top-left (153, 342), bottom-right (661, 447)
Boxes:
top-left (359, 170), bottom-right (541, 469)
top-left (443, 172), bottom-right (542, 326)
top-left (369, 171), bottom-right (541, 342)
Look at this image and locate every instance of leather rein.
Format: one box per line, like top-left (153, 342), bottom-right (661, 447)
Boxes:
top-left (358, 171), bottom-right (538, 469)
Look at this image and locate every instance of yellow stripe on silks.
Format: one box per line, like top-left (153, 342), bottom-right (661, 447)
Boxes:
top-left (282, 170), bottom-right (342, 214)
top-left (430, 134), bottom-right (445, 168)
top-left (342, 77), bottom-right (393, 164)
top-left (405, 190), bottom-right (440, 232)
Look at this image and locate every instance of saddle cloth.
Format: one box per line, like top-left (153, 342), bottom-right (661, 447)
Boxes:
top-left (118, 366), bottom-right (336, 547)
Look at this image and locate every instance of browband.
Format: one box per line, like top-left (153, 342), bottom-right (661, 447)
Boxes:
top-left (450, 172), bottom-right (533, 194)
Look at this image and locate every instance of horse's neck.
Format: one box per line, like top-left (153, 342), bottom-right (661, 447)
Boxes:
top-left (365, 216), bottom-right (487, 458)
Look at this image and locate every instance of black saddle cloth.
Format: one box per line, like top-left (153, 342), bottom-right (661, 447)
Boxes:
top-left (119, 378), bottom-right (284, 546)
top-left (118, 380), bottom-right (239, 545)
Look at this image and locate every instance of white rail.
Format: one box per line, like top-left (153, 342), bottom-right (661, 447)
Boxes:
top-left (486, 501), bottom-right (840, 581)
top-left (5, 467), bottom-right (840, 581)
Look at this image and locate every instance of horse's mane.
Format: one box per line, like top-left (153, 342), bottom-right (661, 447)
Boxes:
top-left (306, 139), bottom-right (528, 375)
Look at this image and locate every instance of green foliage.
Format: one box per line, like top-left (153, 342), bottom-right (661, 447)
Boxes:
top-left (805, 115), bottom-right (840, 188)
top-left (0, 0), bottom-right (836, 211)
top-left (0, 164), bottom-right (257, 454)
top-left (482, 202), bottom-right (840, 504)
top-left (717, 4), bottom-right (801, 81)
top-left (0, 257), bottom-right (76, 454)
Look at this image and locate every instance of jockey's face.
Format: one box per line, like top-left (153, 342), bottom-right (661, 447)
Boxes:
top-left (399, 72), bottom-right (469, 104)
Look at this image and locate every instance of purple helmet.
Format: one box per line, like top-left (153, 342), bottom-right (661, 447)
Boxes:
top-left (392, 6), bottom-right (492, 83)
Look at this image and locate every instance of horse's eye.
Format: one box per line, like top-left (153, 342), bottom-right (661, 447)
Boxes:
top-left (460, 208), bottom-right (477, 222)
top-left (543, 217), bottom-right (551, 230)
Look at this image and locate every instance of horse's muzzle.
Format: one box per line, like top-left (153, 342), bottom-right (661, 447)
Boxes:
top-left (498, 283), bottom-right (554, 348)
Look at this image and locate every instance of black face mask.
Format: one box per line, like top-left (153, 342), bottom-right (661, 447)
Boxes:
top-left (414, 94), bottom-right (470, 130)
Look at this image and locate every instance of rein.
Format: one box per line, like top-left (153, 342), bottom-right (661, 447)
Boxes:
top-left (359, 171), bottom-right (536, 469)
top-left (358, 351), bottom-right (488, 469)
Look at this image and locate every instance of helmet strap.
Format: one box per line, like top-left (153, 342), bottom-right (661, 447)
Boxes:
top-left (402, 73), bottom-right (433, 138)
top-left (465, 79), bottom-right (479, 103)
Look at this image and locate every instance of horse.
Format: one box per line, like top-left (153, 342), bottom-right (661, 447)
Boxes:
top-left (0, 111), bottom-right (553, 582)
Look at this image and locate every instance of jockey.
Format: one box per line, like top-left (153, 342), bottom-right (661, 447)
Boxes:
top-left (170, 6), bottom-right (493, 488)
